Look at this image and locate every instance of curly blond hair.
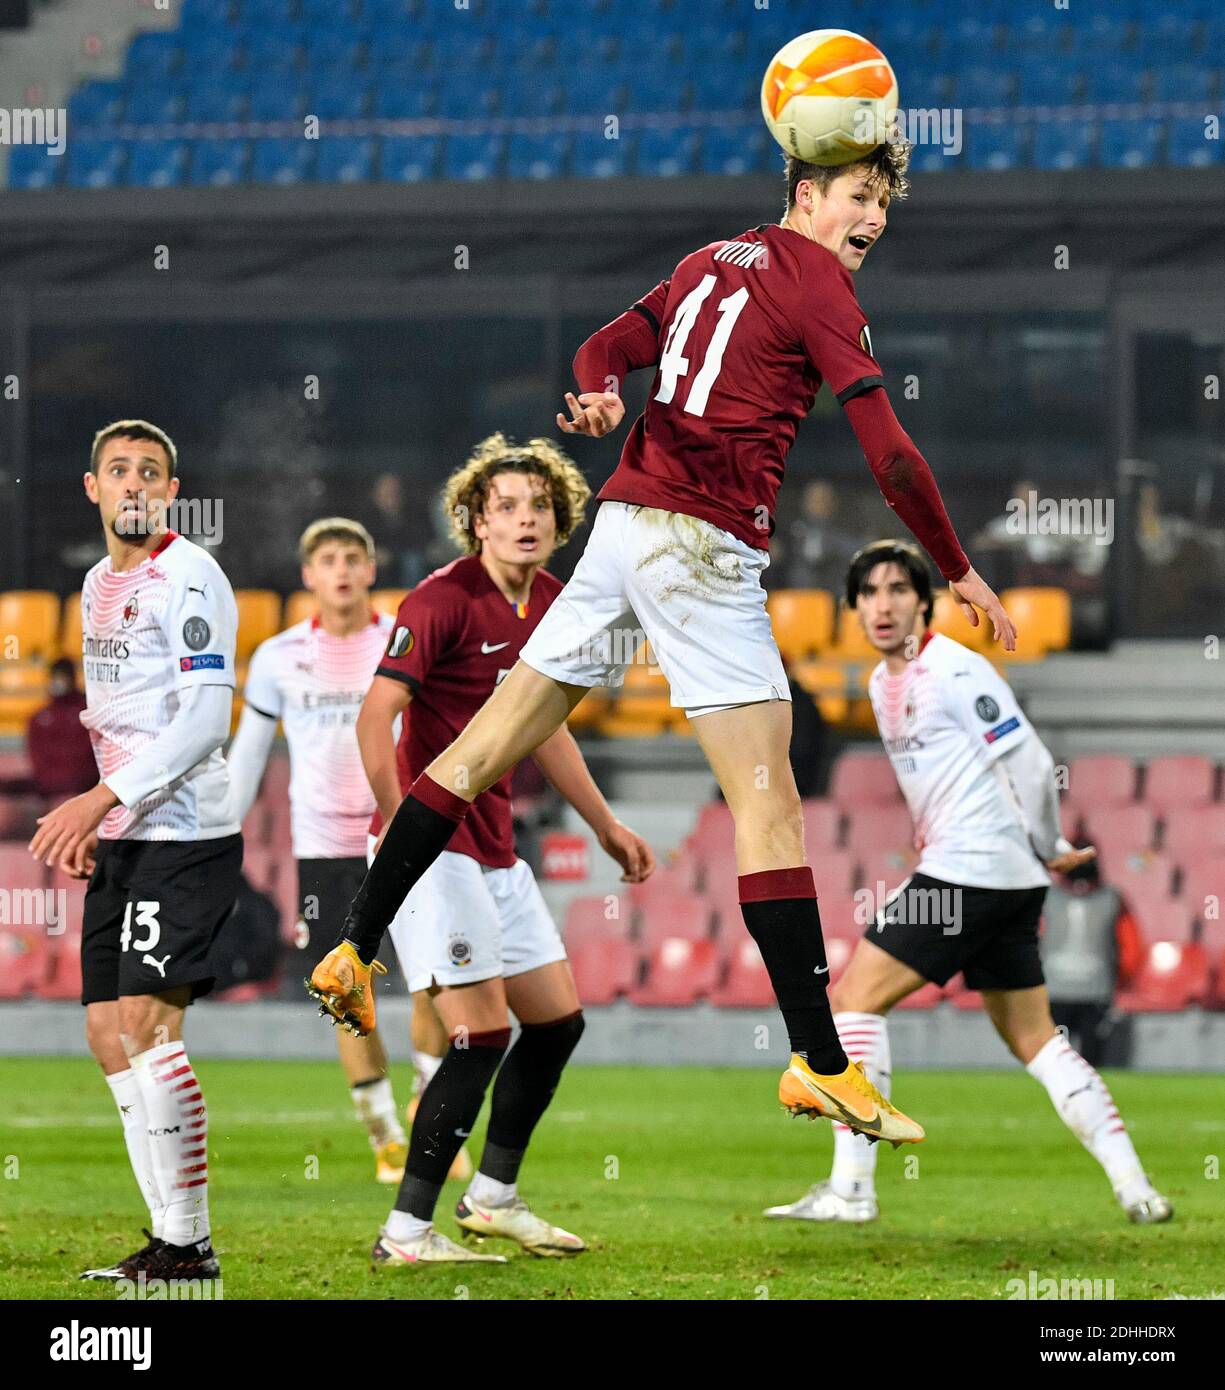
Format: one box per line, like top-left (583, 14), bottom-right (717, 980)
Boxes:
top-left (443, 432), bottom-right (591, 556)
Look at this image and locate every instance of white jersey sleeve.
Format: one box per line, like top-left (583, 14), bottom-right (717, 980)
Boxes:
top-left (162, 554), bottom-right (238, 692)
top-left (241, 635), bottom-right (283, 721)
top-left (942, 649), bottom-right (1032, 765)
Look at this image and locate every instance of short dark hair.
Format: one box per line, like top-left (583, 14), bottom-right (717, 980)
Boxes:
top-left (785, 139), bottom-right (911, 211)
top-left (90, 419), bottom-right (177, 478)
top-left (845, 538), bottom-right (933, 621)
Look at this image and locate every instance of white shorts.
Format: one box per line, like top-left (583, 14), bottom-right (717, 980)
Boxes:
top-left (520, 500), bottom-right (790, 717)
top-left (369, 840), bottom-right (566, 995)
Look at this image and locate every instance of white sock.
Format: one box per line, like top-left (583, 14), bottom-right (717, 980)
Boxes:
top-left (351, 1077), bottom-right (406, 1149)
top-left (105, 1068), bottom-right (165, 1240)
top-left (130, 1041), bottom-right (210, 1249)
top-left (829, 1011), bottom-right (891, 1201)
top-left (1026, 1034), bottom-right (1149, 1198)
top-left (468, 1171), bottom-right (516, 1208)
top-left (412, 1050), bottom-right (442, 1097)
top-left (384, 1208), bottom-right (432, 1243)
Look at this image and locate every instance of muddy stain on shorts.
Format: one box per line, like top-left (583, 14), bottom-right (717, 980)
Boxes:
top-left (633, 509), bottom-right (741, 625)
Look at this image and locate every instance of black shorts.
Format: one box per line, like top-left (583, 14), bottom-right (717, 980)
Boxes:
top-left (296, 857), bottom-right (367, 941)
top-left (81, 834), bottom-right (244, 1005)
top-left (863, 871), bottom-right (1048, 992)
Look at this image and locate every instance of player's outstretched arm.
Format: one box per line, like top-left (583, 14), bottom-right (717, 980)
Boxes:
top-left (356, 674), bottom-right (411, 828)
top-left (558, 280), bottom-right (669, 437)
top-left (532, 725), bottom-right (655, 883)
top-left (556, 390), bottom-right (625, 437)
top-left (843, 387), bottom-right (1017, 651)
top-left (226, 703), bottom-right (277, 826)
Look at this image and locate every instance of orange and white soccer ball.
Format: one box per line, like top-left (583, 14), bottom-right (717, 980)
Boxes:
top-left (761, 29), bottom-right (900, 166)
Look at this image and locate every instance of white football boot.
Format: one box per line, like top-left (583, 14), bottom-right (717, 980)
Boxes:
top-left (763, 1180), bottom-right (879, 1223)
top-left (371, 1227), bottom-right (507, 1266)
top-left (455, 1194), bottom-right (587, 1257)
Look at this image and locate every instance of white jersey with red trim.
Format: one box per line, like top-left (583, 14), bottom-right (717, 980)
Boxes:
top-left (80, 532), bottom-right (239, 842)
top-left (868, 631), bottom-right (1049, 890)
top-left (242, 612), bottom-right (392, 859)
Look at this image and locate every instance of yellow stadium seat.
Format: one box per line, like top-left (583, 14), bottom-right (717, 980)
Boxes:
top-left (792, 659), bottom-right (852, 726)
top-left (234, 590), bottom-right (281, 664)
top-left (766, 589), bottom-right (836, 662)
top-left (0, 590), bottom-right (61, 663)
top-left (60, 592), bottom-right (83, 663)
top-left (282, 590), bottom-right (316, 629)
top-left (825, 607), bottom-right (879, 663)
top-left (598, 654), bottom-right (678, 737)
top-left (930, 590), bottom-right (990, 653)
top-left (0, 661), bottom-right (50, 736)
top-left (371, 589), bottom-right (408, 620)
top-left (999, 587), bottom-right (1072, 662)
top-left (566, 688), bottom-right (612, 730)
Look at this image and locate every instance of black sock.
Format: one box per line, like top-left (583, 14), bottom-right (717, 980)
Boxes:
top-left (394, 1027), bottom-right (510, 1223)
top-left (739, 867), bottom-right (847, 1075)
top-left (479, 1011), bottom-right (585, 1184)
top-left (340, 775), bottom-right (469, 963)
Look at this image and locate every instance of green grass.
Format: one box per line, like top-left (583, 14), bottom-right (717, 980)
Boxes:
top-left (1, 1060), bottom-right (1220, 1300)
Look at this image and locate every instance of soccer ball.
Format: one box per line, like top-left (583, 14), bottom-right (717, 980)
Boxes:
top-left (761, 29), bottom-right (899, 166)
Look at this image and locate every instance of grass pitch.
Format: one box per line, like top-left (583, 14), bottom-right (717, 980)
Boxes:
top-left (1, 1059), bottom-right (1220, 1300)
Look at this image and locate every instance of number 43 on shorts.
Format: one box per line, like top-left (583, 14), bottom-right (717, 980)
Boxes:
top-left (120, 900), bottom-right (162, 953)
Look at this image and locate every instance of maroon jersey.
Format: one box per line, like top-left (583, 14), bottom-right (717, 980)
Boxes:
top-left (587, 224), bottom-right (882, 551)
top-left (371, 555), bottom-right (562, 868)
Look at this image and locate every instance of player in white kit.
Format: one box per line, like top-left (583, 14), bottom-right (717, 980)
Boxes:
top-left (227, 518), bottom-right (468, 1186)
top-left (764, 540), bottom-right (1172, 1227)
top-left (30, 420), bottom-right (242, 1283)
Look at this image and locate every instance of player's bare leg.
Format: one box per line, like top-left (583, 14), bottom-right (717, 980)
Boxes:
top-left (765, 938), bottom-right (926, 1222)
top-left (405, 990), bottom-right (472, 1181)
top-left (310, 662), bottom-right (584, 1026)
top-left (984, 985), bottom-right (1171, 1224)
top-left (690, 702), bottom-right (923, 1146)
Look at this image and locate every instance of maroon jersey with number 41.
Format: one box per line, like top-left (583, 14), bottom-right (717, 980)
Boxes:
top-left (372, 555), bottom-right (562, 867)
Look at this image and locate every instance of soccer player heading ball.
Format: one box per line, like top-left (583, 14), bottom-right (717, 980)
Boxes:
top-left (313, 138), bottom-right (1016, 1150)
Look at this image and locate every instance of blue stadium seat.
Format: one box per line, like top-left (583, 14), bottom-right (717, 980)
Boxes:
top-left (1166, 116), bottom-right (1222, 168)
top-left (67, 80), bottom-right (125, 128)
top-left (909, 141), bottom-right (959, 174)
top-left (565, 77), bottom-right (627, 117)
top-left (248, 79), bottom-right (308, 122)
top-left (442, 133), bottom-right (506, 180)
top-left (189, 137), bottom-right (251, 185)
top-left (304, 32), bottom-right (367, 73)
top-left (1136, 17), bottom-right (1200, 54)
top-left (1013, 63), bottom-right (1082, 107)
top-left (1032, 120), bottom-right (1096, 170)
top-left (124, 85), bottom-right (188, 125)
top-left (429, 33), bottom-right (495, 68)
top-left (1097, 117), bottom-right (1161, 169)
top-left (1081, 63), bottom-right (1147, 105)
top-left (1150, 65), bottom-right (1217, 105)
top-left (185, 80), bottom-right (248, 123)
top-left (363, 0), bottom-right (418, 22)
top-left (66, 138), bottom-right (125, 188)
top-left (307, 81), bottom-right (372, 120)
top-left (238, 0), bottom-right (298, 24)
top-left (315, 136), bottom-right (378, 182)
top-left (699, 122), bottom-right (769, 176)
top-left (685, 20), bottom-right (748, 64)
top-left (251, 136), bottom-right (317, 183)
top-left (507, 132), bottom-right (569, 179)
top-left (1065, 15), bottom-right (1135, 57)
top-left (379, 134), bottom-right (440, 182)
top-left (125, 139), bottom-right (190, 188)
top-left (181, 0), bottom-right (235, 25)
top-left (570, 129), bottom-right (632, 178)
top-left (8, 144), bottom-right (64, 190)
top-left (367, 32), bottom-right (432, 71)
top-left (635, 128), bottom-right (699, 178)
top-left (301, 0), bottom-right (359, 20)
top-left (494, 73), bottom-right (564, 118)
top-left (892, 67), bottom-right (952, 110)
top-left (435, 83), bottom-right (498, 119)
top-left (124, 31), bottom-right (182, 81)
top-left (180, 28), bottom-right (243, 75)
top-left (246, 30), bottom-right (306, 75)
top-left (623, 63), bottom-right (690, 115)
top-left (965, 121), bottom-right (1028, 171)
top-left (373, 84), bottom-right (434, 119)
top-left (952, 65), bottom-right (1014, 106)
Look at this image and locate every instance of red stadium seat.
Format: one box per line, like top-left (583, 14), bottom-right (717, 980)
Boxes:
top-left (946, 975), bottom-right (985, 1010)
top-left (711, 937), bottom-right (776, 1008)
top-left (1144, 756), bottom-right (1216, 813)
top-left (0, 926), bottom-right (46, 998)
top-left (844, 805), bottom-right (915, 859)
top-left (570, 938), bottom-right (639, 1005)
top-left (626, 860), bottom-right (698, 910)
top-left (1116, 941), bottom-right (1211, 1012)
top-left (894, 980), bottom-right (944, 1010)
top-left (631, 938), bottom-right (721, 1007)
top-left (1181, 856), bottom-right (1225, 932)
top-left (808, 849), bottom-right (856, 898)
top-left (1098, 850), bottom-right (1175, 899)
top-left (0, 844), bottom-right (48, 895)
top-left (818, 895), bottom-right (865, 942)
top-left (1162, 806), bottom-right (1225, 865)
top-left (1063, 756), bottom-right (1136, 816)
top-left (1210, 948), bottom-right (1225, 1009)
top-left (563, 895), bottom-right (630, 951)
top-left (801, 799), bottom-right (842, 853)
top-left (1125, 889), bottom-right (1196, 945)
top-left (830, 752), bottom-right (903, 810)
top-left (856, 848), bottom-right (919, 900)
top-left (824, 934), bottom-right (857, 982)
top-left (1080, 805), bottom-right (1156, 861)
top-left (637, 892), bottom-right (713, 951)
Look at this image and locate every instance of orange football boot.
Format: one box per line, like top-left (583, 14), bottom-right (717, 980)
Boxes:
top-left (306, 941), bottom-right (387, 1036)
top-left (779, 1056), bottom-right (925, 1148)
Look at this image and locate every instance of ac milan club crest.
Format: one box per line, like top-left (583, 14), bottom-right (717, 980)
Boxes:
top-left (122, 593), bottom-right (139, 628)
